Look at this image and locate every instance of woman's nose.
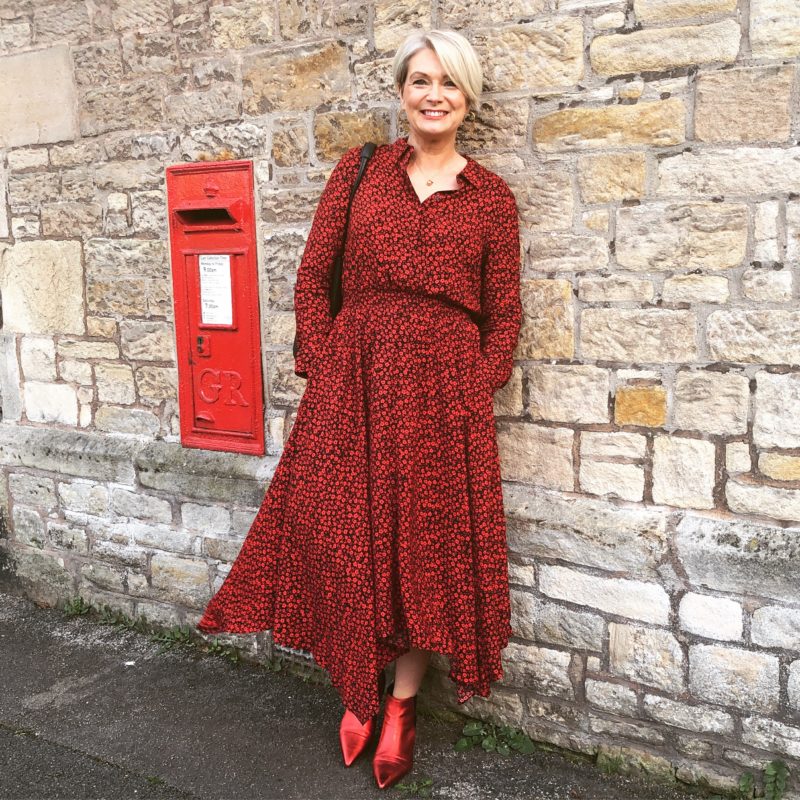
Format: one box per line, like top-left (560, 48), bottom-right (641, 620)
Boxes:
top-left (427, 82), bottom-right (442, 100)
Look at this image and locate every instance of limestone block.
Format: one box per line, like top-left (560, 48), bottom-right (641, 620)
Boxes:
top-left (81, 562), bottom-right (125, 593)
top-left (94, 363), bottom-right (136, 405)
top-left (72, 40), bottom-right (125, 86)
top-left (94, 406), bottom-right (160, 436)
top-left (272, 122), bottom-right (309, 167)
top-left (634, 0), bottom-right (736, 23)
top-left (750, 0), bottom-right (800, 58)
top-left (753, 371), bottom-right (800, 448)
top-left (41, 202), bottom-right (103, 239)
top-left (690, 644), bottom-right (779, 712)
top-left (578, 276), bottom-right (654, 302)
top-left (9, 548), bottom-right (73, 607)
top-left (726, 442), bottom-right (751, 474)
top-left (0, 45), bottom-right (78, 148)
top-left (131, 191), bottom-right (167, 237)
top-left (504, 482), bottom-right (668, 574)
top-left (708, 311), bottom-right (800, 365)
top-left (150, 553), bottom-right (210, 609)
top-left (696, 64), bottom-right (794, 143)
top-left (313, 109), bottom-right (391, 162)
top-left (652, 435), bottom-right (715, 510)
top-left (24, 382), bottom-right (78, 426)
top-left (135, 440), bottom-right (273, 506)
top-left (673, 371), bottom-right (749, 435)
top-left (609, 623), bottom-right (685, 692)
top-left (511, 590), bottom-right (605, 650)
top-left (473, 18), bottom-right (583, 93)
top-left (518, 280), bottom-right (574, 360)
top-left (676, 513), bottom-right (800, 604)
top-left (57, 341), bottom-right (119, 361)
top-left (642, 695), bottom-right (734, 734)
top-left (457, 98), bottom-right (531, 154)
top-left (0, 241), bottom-right (84, 335)
top-left (678, 592), bottom-right (742, 641)
top-left (165, 83), bottom-right (242, 127)
top-left (7, 148), bottom-right (49, 171)
top-left (80, 79), bottom-right (164, 137)
top-left (589, 716), bottom-right (665, 745)
top-left (582, 309), bottom-right (696, 363)
top-left (529, 365), bottom-right (609, 423)
top-left (134, 366), bottom-right (177, 404)
top-left (110, 1), bottom-right (172, 33)
top-left (580, 460), bottom-right (645, 502)
top-left (57, 482), bottom-right (110, 516)
top-left (0, 336), bottom-right (22, 422)
top-left (662, 274), bottom-right (730, 304)
top-left (581, 431), bottom-right (647, 459)
top-left (657, 146), bottom-right (800, 198)
top-left (540, 565), bottom-right (670, 624)
top-left (353, 57), bottom-right (396, 104)
top-left (208, 0), bottom-right (274, 48)
top-left (590, 20), bottom-right (740, 75)
top-left (525, 233), bottom-right (608, 272)
top-left (501, 641), bottom-right (574, 698)
top-left (119, 321), bottom-right (175, 362)
top-left (615, 385), bottom-right (666, 427)
top-left (373, 0), bottom-right (431, 51)
top-left (111, 488), bottom-right (172, 524)
top-left (182, 503), bottom-right (231, 534)
top-left (0, 168), bottom-right (7, 239)
top-left (751, 605), bottom-right (800, 650)
top-left (20, 337), bottom-right (56, 382)
top-left (790, 662), bottom-right (800, 709)
top-left (9, 474), bottom-right (57, 511)
top-left (742, 716), bottom-right (800, 760)
top-left (759, 453), bottom-right (800, 482)
top-left (585, 680), bottom-right (638, 716)
top-left (577, 152), bottom-right (646, 203)
top-left (507, 164), bottom-right (574, 233)
top-left (439, 0), bottom-right (547, 27)
top-left (242, 42), bottom-right (349, 113)
top-left (497, 423), bottom-right (574, 491)
top-left (742, 269), bottom-right (792, 302)
top-left (180, 121), bottom-right (267, 161)
top-left (536, 99), bottom-right (683, 152)
top-left (616, 202), bottom-right (747, 272)
top-left (48, 522), bottom-right (88, 554)
top-left (0, 427), bottom-right (136, 484)
top-left (726, 478), bottom-right (800, 523)
top-left (8, 174), bottom-right (60, 218)
top-left (13, 506), bottom-right (45, 549)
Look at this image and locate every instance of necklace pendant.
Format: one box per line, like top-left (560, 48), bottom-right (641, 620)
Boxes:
top-left (425, 178), bottom-right (433, 186)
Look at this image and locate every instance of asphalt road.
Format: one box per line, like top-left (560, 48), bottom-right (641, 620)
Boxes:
top-left (0, 591), bottom-right (704, 800)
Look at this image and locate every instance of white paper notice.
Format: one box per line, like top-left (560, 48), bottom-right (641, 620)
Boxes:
top-left (198, 254), bottom-right (233, 325)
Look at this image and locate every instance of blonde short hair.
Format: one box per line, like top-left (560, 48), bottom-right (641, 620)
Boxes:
top-left (392, 30), bottom-right (483, 111)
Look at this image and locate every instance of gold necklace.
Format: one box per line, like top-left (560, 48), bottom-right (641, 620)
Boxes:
top-left (412, 156), bottom-right (452, 187)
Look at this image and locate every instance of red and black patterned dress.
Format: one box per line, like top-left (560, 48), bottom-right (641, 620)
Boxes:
top-left (197, 135), bottom-right (522, 725)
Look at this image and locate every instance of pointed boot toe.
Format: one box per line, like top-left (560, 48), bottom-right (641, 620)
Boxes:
top-left (339, 709), bottom-right (375, 766)
top-left (372, 690), bottom-right (417, 789)
top-left (339, 669), bottom-right (388, 766)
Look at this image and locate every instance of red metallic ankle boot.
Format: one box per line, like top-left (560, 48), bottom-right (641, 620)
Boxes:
top-left (339, 669), bottom-right (387, 766)
top-left (372, 683), bottom-right (417, 789)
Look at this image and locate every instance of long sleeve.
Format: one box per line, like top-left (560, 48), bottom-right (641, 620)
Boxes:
top-left (477, 182), bottom-right (522, 392)
top-left (293, 146), bottom-right (362, 378)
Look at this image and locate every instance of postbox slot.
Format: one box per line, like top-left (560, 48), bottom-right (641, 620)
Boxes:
top-left (175, 207), bottom-right (237, 227)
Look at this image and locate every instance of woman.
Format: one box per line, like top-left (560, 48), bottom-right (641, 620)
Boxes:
top-left (197, 29), bottom-right (522, 790)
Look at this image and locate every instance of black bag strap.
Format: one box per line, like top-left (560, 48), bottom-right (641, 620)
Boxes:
top-left (329, 142), bottom-right (376, 316)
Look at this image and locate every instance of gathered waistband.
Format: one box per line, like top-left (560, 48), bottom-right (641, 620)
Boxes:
top-left (342, 287), bottom-right (480, 325)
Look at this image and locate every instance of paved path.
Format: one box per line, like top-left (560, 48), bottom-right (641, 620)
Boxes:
top-left (0, 591), bottom-right (703, 800)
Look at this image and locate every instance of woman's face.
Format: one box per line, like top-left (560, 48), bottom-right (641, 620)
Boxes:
top-left (399, 48), bottom-right (468, 143)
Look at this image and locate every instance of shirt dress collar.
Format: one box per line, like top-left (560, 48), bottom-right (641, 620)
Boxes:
top-left (390, 136), bottom-right (484, 189)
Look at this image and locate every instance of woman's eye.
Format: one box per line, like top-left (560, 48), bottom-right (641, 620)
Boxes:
top-left (412, 79), bottom-right (427, 85)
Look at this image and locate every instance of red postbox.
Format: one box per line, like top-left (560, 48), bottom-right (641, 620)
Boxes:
top-left (165, 160), bottom-right (265, 455)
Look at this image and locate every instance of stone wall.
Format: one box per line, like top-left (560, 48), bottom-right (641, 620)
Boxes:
top-left (0, 0), bottom-right (799, 795)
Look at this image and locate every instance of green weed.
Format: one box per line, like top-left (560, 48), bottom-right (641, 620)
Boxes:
top-left (454, 719), bottom-right (536, 756)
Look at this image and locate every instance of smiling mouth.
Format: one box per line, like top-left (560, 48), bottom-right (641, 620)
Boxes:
top-left (421, 110), bottom-right (448, 118)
